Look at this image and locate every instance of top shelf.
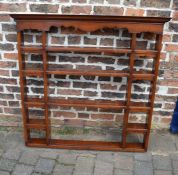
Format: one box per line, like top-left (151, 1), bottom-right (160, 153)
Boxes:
top-left (10, 14), bottom-right (170, 33)
top-left (10, 14), bottom-right (171, 24)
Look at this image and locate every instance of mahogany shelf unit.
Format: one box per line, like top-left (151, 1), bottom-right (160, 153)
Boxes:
top-left (10, 14), bottom-right (170, 152)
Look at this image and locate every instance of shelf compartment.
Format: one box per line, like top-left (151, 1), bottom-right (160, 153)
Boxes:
top-left (26, 119), bottom-right (46, 129)
top-left (127, 123), bottom-right (148, 133)
top-left (21, 46), bottom-right (157, 57)
top-left (27, 138), bottom-right (145, 152)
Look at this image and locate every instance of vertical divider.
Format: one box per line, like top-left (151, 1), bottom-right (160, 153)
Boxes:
top-left (17, 31), bottom-right (30, 144)
top-left (144, 34), bottom-right (163, 150)
top-left (42, 31), bottom-right (51, 145)
top-left (122, 33), bottom-right (137, 148)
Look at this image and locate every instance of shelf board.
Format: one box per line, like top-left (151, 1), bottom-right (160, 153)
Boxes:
top-left (27, 138), bottom-right (145, 152)
top-left (49, 98), bottom-right (126, 109)
top-left (26, 98), bottom-right (126, 109)
top-left (47, 46), bottom-right (132, 54)
top-left (22, 69), bottom-right (130, 77)
top-left (129, 102), bottom-right (150, 112)
top-left (25, 98), bottom-right (151, 111)
top-left (48, 69), bottom-right (129, 77)
top-left (21, 46), bottom-right (157, 57)
top-left (26, 119), bottom-right (46, 129)
top-left (127, 123), bottom-right (148, 133)
top-left (25, 98), bottom-right (45, 108)
top-left (22, 68), bottom-right (154, 81)
top-left (21, 46), bottom-right (43, 53)
top-left (133, 71), bottom-right (154, 81)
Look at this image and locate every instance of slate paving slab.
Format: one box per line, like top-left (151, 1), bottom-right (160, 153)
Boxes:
top-left (73, 156), bottom-right (95, 175)
top-left (12, 164), bottom-right (34, 175)
top-left (114, 169), bottom-right (133, 175)
top-left (57, 153), bottom-right (77, 165)
top-left (149, 133), bottom-right (176, 152)
top-left (0, 149), bottom-right (4, 157)
top-left (172, 160), bottom-right (178, 175)
top-left (0, 158), bottom-right (16, 172)
top-left (134, 152), bottom-right (152, 162)
top-left (35, 158), bottom-right (55, 174)
top-left (0, 171), bottom-right (10, 175)
top-left (3, 148), bottom-right (22, 161)
top-left (96, 152), bottom-right (114, 163)
top-left (153, 155), bottom-right (172, 171)
top-left (94, 160), bottom-right (113, 175)
top-left (19, 151), bottom-right (39, 165)
top-left (53, 164), bottom-right (74, 175)
top-left (134, 161), bottom-right (153, 175)
top-left (114, 155), bottom-right (133, 170)
top-left (154, 170), bottom-right (173, 175)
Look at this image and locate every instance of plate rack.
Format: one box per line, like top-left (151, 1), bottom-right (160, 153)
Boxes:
top-left (10, 14), bottom-right (170, 152)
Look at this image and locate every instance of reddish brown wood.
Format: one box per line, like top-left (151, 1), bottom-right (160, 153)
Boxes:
top-left (42, 31), bottom-right (51, 145)
top-left (122, 33), bottom-right (137, 148)
top-left (17, 32), bottom-right (29, 143)
top-left (11, 14), bottom-right (170, 152)
top-left (21, 46), bottom-right (158, 57)
top-left (143, 34), bottom-right (163, 150)
top-left (11, 14), bottom-right (170, 33)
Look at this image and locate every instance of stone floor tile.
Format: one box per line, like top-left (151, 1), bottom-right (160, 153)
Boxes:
top-left (96, 152), bottom-right (114, 163)
top-left (114, 155), bottom-right (133, 170)
top-left (114, 169), bottom-right (133, 175)
top-left (0, 158), bottom-right (16, 172)
top-left (39, 150), bottom-right (58, 159)
top-left (0, 171), bottom-right (10, 175)
top-left (35, 158), bottom-right (55, 174)
top-left (2, 132), bottom-right (24, 151)
top-left (53, 164), bottom-right (74, 175)
top-left (134, 152), bottom-right (152, 162)
top-left (12, 164), bottom-right (34, 175)
top-left (172, 160), bottom-right (178, 175)
top-left (73, 156), bottom-right (95, 175)
top-left (170, 152), bottom-right (178, 160)
top-left (134, 161), bottom-right (153, 175)
top-left (176, 139), bottom-right (178, 150)
top-left (153, 155), bottom-right (172, 171)
top-left (154, 170), bottom-right (173, 175)
top-left (3, 148), bottom-right (22, 161)
top-left (0, 149), bottom-right (4, 157)
top-left (19, 151), bottom-right (39, 165)
top-left (94, 160), bottom-right (113, 175)
top-left (149, 133), bottom-right (176, 152)
top-left (58, 153), bottom-right (77, 165)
